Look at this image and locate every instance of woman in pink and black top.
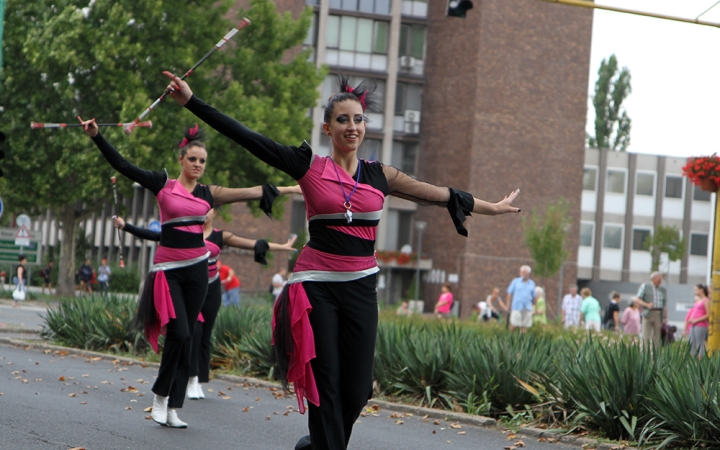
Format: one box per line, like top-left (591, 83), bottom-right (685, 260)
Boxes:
top-left (78, 119), bottom-right (298, 428)
top-left (684, 284), bottom-right (709, 359)
top-left (162, 72), bottom-right (520, 450)
top-left (114, 208), bottom-right (297, 400)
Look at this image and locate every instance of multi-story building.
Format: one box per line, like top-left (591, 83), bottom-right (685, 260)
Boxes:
top-left (579, 148), bottom-right (712, 285)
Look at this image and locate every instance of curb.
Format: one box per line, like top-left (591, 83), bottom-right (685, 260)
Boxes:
top-left (0, 327), bottom-right (41, 334)
top-left (366, 399), bottom-right (496, 427)
top-left (515, 426), bottom-right (636, 450)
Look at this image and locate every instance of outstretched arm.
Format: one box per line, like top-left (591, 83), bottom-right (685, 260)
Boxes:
top-left (78, 116), bottom-right (166, 195)
top-left (222, 232), bottom-right (298, 265)
top-left (161, 72), bottom-right (312, 180)
top-left (114, 216), bottom-right (161, 242)
top-left (383, 165), bottom-right (519, 215)
top-left (210, 184), bottom-right (301, 206)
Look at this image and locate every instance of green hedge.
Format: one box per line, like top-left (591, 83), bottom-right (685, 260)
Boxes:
top-left (40, 301), bottom-right (719, 448)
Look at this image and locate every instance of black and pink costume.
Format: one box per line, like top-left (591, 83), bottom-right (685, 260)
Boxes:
top-left (183, 96), bottom-right (474, 450)
top-left (121, 222), bottom-right (272, 385)
top-left (92, 134), bottom-right (212, 410)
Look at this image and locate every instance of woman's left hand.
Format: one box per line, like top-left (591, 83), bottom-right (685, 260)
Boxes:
top-left (495, 189), bottom-right (521, 214)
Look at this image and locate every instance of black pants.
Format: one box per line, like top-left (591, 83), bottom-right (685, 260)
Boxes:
top-left (297, 275), bottom-right (378, 450)
top-left (190, 278), bottom-right (222, 382)
top-left (151, 260), bottom-right (208, 409)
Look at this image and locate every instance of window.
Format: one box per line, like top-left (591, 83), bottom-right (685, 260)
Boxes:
top-left (304, 14), bottom-right (318, 47)
top-left (330, 0), bottom-right (391, 14)
top-left (690, 233), bottom-right (709, 256)
top-left (579, 223), bottom-right (594, 247)
top-left (399, 24), bottom-right (426, 60)
top-left (636, 173), bottom-right (655, 196)
top-left (632, 228), bottom-right (651, 251)
top-left (694, 185), bottom-right (711, 201)
top-left (326, 16), bottom-right (389, 69)
top-left (665, 175), bottom-right (683, 198)
top-left (606, 170), bottom-right (626, 194)
top-left (402, 0), bottom-right (427, 17)
top-left (603, 225), bottom-right (623, 249)
top-left (395, 82), bottom-right (423, 115)
top-left (392, 141), bottom-right (418, 176)
top-left (583, 168), bottom-right (597, 191)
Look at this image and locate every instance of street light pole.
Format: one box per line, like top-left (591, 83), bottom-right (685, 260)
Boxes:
top-left (414, 221), bottom-right (427, 304)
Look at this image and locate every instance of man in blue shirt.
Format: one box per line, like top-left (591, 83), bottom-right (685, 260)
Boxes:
top-left (505, 265), bottom-right (536, 333)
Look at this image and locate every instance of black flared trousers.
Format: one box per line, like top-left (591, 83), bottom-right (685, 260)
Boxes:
top-left (296, 274), bottom-right (378, 450)
top-left (151, 260), bottom-right (208, 408)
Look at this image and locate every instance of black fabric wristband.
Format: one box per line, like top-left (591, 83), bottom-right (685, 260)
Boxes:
top-left (254, 239), bottom-right (270, 265)
top-left (447, 188), bottom-right (474, 237)
top-left (260, 184), bottom-right (281, 218)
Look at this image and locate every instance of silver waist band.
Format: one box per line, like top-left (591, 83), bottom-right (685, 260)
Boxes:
top-left (208, 273), bottom-right (219, 284)
top-left (163, 215), bottom-right (208, 226)
top-left (309, 210), bottom-right (383, 222)
top-left (287, 266), bottom-right (379, 284)
top-left (150, 252), bottom-right (210, 272)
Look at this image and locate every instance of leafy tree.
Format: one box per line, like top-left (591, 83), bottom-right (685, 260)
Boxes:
top-left (587, 54), bottom-right (632, 151)
top-left (0, 0), bottom-right (323, 295)
top-left (521, 199), bottom-right (572, 299)
top-left (643, 224), bottom-right (686, 273)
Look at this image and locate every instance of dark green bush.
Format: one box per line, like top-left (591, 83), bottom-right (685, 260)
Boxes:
top-left (40, 295), bottom-right (147, 353)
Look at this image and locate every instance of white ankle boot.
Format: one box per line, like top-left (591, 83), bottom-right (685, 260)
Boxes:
top-left (197, 382), bottom-right (205, 399)
top-left (187, 376), bottom-right (202, 400)
top-left (166, 409), bottom-right (188, 428)
top-left (151, 394), bottom-right (168, 425)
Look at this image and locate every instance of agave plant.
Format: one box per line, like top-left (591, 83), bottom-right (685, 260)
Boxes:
top-left (40, 295), bottom-right (147, 353)
top-left (553, 338), bottom-right (658, 440)
top-left (640, 351), bottom-right (720, 448)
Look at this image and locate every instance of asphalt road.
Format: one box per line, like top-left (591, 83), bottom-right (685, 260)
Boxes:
top-left (0, 301), bottom-right (46, 331)
top-left (0, 343), bottom-right (582, 450)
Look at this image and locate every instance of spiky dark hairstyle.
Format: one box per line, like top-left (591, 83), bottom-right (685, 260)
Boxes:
top-left (177, 123), bottom-right (207, 157)
top-left (323, 74), bottom-right (381, 122)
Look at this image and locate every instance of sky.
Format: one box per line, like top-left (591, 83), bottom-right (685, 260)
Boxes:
top-left (587, 0), bottom-right (720, 158)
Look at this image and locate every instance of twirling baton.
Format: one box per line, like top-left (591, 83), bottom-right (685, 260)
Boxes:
top-left (32, 121), bottom-right (152, 129)
top-left (111, 176), bottom-right (126, 268)
top-left (123, 17), bottom-right (251, 135)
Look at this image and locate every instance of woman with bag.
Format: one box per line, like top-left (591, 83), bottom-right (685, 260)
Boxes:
top-left (12, 255), bottom-right (27, 307)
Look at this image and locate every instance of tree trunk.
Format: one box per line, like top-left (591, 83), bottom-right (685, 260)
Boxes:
top-left (56, 204), bottom-right (79, 297)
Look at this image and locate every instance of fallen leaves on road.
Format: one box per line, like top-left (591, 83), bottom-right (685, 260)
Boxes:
top-left (69, 393), bottom-right (77, 397)
top-left (120, 386), bottom-right (139, 393)
top-left (242, 407), bottom-right (250, 412)
top-left (144, 406), bottom-right (152, 412)
top-left (449, 423), bottom-right (462, 429)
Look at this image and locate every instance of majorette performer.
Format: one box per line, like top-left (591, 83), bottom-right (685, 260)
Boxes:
top-left (113, 209), bottom-right (298, 400)
top-left (161, 72), bottom-right (520, 449)
top-left (78, 118), bottom-right (300, 428)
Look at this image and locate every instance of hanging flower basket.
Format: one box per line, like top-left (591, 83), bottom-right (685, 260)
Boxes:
top-left (682, 155), bottom-right (720, 193)
top-left (699, 177), bottom-right (718, 193)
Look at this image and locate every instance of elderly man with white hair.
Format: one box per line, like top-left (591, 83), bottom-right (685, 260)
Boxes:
top-left (634, 271), bottom-right (668, 349)
top-left (505, 265), bottom-right (536, 333)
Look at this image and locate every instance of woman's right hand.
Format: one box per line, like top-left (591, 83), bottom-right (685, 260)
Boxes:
top-left (112, 216), bottom-right (125, 230)
top-left (162, 71), bottom-right (193, 106)
top-left (77, 116), bottom-right (98, 137)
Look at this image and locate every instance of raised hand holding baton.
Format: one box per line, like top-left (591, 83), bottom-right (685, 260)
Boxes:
top-left (124, 18), bottom-right (251, 135)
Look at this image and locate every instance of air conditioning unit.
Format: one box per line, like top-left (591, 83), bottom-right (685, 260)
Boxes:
top-left (399, 56), bottom-right (416, 69)
top-left (403, 122), bottom-right (420, 134)
top-left (404, 110), bottom-right (421, 123)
